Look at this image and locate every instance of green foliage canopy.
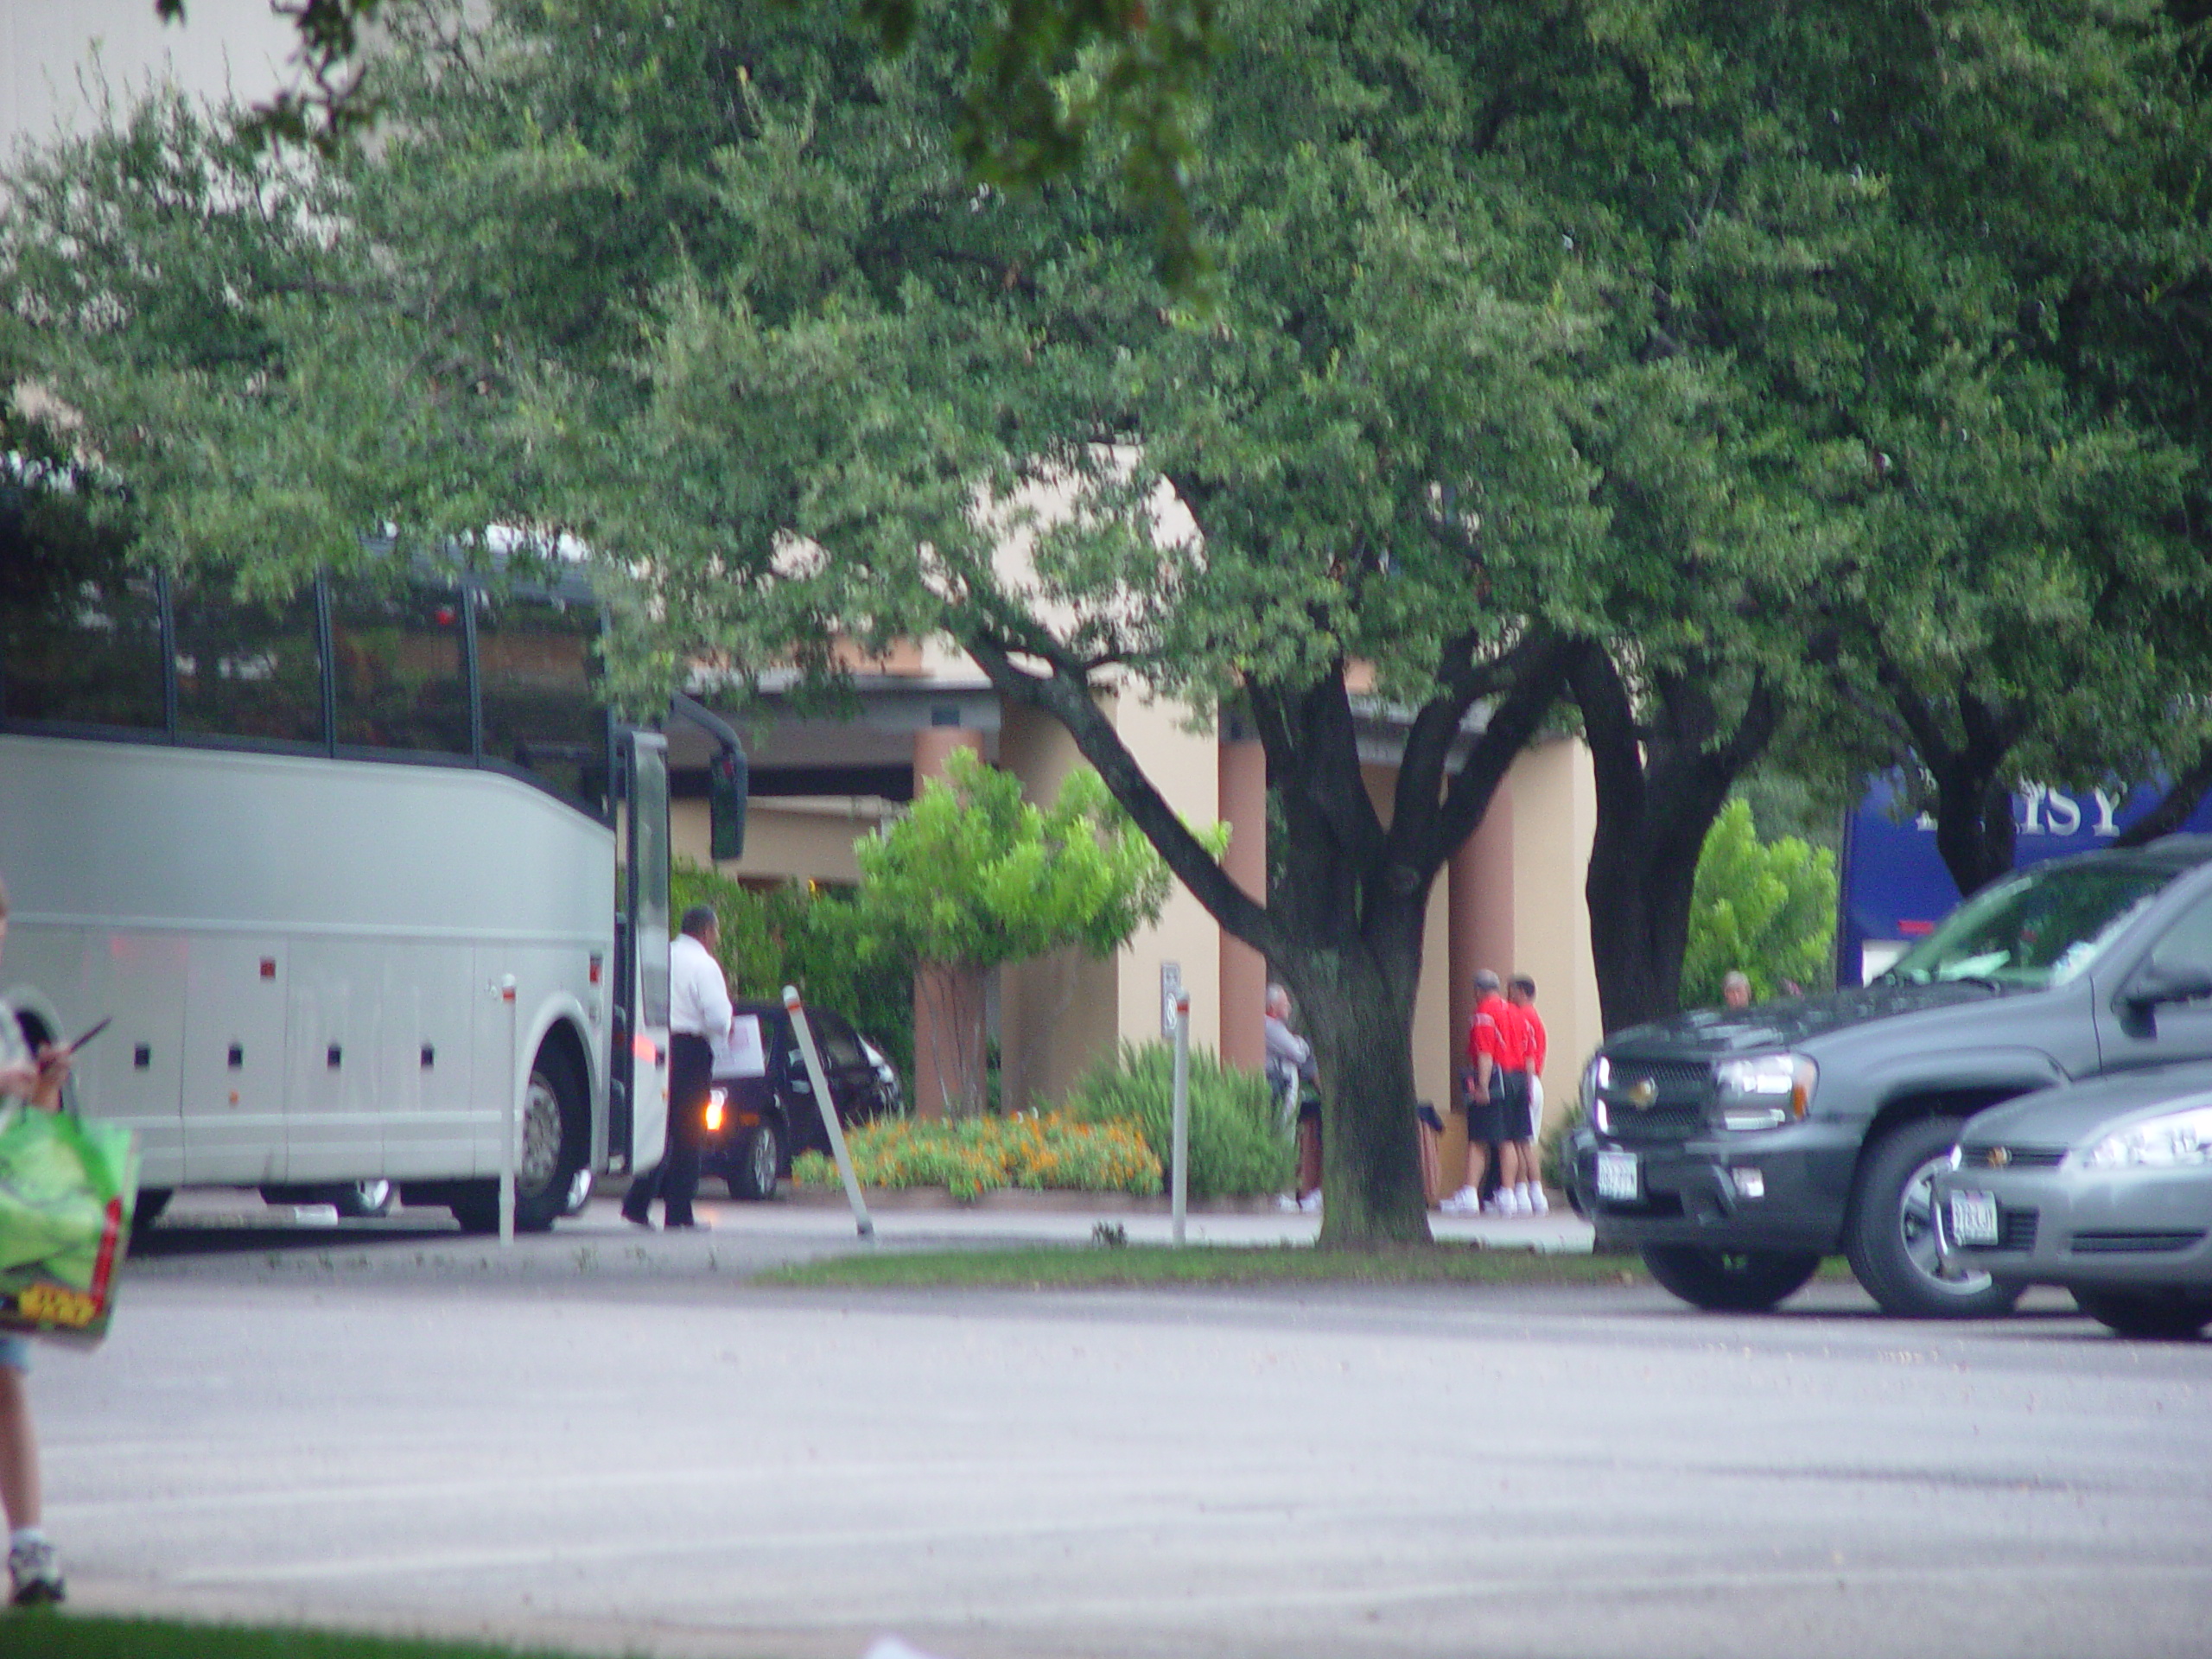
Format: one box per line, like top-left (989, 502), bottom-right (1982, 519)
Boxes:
top-left (854, 747), bottom-right (1179, 976)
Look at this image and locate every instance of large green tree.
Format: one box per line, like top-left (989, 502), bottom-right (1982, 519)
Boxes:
top-left (12, 0), bottom-right (1605, 1243)
top-left (19, 0), bottom-right (2212, 1230)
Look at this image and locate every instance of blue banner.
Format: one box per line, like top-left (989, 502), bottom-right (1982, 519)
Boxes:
top-left (1840, 776), bottom-right (2212, 983)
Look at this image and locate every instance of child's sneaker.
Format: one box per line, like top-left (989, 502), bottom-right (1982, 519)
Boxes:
top-left (9, 1535), bottom-right (63, 1605)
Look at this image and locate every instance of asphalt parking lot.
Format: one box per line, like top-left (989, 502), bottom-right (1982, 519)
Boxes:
top-left (25, 1192), bottom-right (2212, 1659)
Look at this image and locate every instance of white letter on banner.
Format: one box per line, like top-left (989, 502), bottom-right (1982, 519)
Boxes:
top-left (2018, 785), bottom-right (2046, 836)
top-left (2093, 791), bottom-right (2121, 836)
top-left (2044, 791), bottom-right (2082, 837)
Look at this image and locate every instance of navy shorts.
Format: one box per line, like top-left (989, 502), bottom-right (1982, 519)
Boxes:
top-left (1465, 1071), bottom-right (1529, 1144)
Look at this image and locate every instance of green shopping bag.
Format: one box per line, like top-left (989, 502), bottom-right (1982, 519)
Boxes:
top-left (0, 1105), bottom-right (139, 1345)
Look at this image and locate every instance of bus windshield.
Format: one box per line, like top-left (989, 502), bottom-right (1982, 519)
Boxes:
top-left (1883, 862), bottom-right (2177, 990)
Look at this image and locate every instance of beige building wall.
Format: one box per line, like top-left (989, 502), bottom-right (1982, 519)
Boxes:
top-left (1111, 689), bottom-right (1223, 1058)
top-left (677, 798), bottom-right (885, 887)
top-left (1508, 737), bottom-right (1604, 1120)
top-left (997, 703), bottom-right (1118, 1112)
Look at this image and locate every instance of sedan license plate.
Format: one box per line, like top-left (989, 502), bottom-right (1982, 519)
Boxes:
top-left (1597, 1149), bottom-right (1639, 1203)
top-left (1948, 1189), bottom-right (1999, 1248)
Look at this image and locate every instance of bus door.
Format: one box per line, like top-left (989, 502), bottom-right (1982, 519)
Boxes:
top-left (612, 729), bottom-right (671, 1175)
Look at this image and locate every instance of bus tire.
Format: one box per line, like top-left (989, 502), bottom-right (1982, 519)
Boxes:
top-left (131, 1187), bottom-right (173, 1241)
top-left (449, 1040), bottom-right (588, 1235)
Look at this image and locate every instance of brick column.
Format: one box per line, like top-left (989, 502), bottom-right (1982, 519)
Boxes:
top-left (912, 725), bottom-right (985, 1116)
top-left (1217, 734), bottom-right (1268, 1073)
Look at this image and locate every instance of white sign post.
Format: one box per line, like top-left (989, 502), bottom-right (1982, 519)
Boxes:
top-left (495, 974), bottom-right (518, 1245)
top-left (1171, 988), bottom-right (1191, 1246)
top-left (785, 986), bottom-right (874, 1240)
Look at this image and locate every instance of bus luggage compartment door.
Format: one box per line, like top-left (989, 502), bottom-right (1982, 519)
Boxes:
top-left (181, 937), bottom-right (289, 1184)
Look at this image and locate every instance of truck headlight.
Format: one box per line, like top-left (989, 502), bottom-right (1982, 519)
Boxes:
top-left (1713, 1053), bottom-right (1816, 1130)
top-left (2080, 1105), bottom-right (2212, 1169)
top-left (1583, 1055), bottom-right (1611, 1133)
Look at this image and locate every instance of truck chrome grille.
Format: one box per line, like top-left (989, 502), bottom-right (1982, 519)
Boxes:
top-left (1600, 1056), bottom-right (1713, 1143)
top-left (1958, 1143), bottom-right (2067, 1170)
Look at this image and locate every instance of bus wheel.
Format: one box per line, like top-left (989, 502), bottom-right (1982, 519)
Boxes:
top-left (326, 1179), bottom-right (394, 1220)
top-left (130, 1187), bottom-right (173, 1242)
top-left (445, 1043), bottom-right (586, 1235)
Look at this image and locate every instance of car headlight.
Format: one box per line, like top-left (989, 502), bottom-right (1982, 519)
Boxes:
top-left (1583, 1055), bottom-right (1611, 1133)
top-left (2080, 1105), bottom-right (2212, 1169)
top-left (1713, 1053), bottom-right (1817, 1131)
top-left (703, 1088), bottom-right (727, 1134)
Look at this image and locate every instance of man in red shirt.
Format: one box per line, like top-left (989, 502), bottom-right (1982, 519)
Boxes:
top-left (1507, 973), bottom-right (1550, 1216)
top-left (1443, 969), bottom-right (1525, 1215)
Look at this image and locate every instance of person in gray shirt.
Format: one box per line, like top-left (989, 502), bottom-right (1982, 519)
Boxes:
top-left (1266, 984), bottom-right (1322, 1211)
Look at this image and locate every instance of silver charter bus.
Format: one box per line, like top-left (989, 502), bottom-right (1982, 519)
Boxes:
top-left (0, 548), bottom-right (739, 1231)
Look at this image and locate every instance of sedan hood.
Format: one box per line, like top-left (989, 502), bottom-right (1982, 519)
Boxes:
top-left (1605, 982), bottom-right (2001, 1058)
top-left (1962, 1061), bottom-right (2212, 1148)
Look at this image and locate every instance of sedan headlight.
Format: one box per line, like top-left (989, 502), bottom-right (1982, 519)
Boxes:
top-left (2080, 1105), bottom-right (2212, 1169)
top-left (1713, 1053), bottom-right (1817, 1131)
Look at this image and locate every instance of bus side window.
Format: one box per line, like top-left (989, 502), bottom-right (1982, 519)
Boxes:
top-left (0, 542), bottom-right (165, 733)
top-left (173, 582), bottom-right (326, 747)
top-left (328, 575), bottom-right (471, 757)
top-left (475, 588), bottom-right (608, 811)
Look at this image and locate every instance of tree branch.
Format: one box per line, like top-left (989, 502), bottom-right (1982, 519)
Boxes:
top-left (2114, 737), bottom-right (2212, 847)
top-left (961, 632), bottom-right (1282, 959)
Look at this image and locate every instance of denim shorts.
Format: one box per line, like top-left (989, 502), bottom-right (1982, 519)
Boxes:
top-left (0, 1334), bottom-right (29, 1373)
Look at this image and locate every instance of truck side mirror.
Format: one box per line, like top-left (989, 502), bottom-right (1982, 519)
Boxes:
top-left (2124, 961), bottom-right (2212, 1011)
top-left (709, 747), bottom-right (747, 861)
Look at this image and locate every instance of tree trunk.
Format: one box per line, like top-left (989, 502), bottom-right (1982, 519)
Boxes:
top-left (1928, 758), bottom-right (2018, 898)
top-left (2112, 739), bottom-right (2212, 849)
top-left (1574, 644), bottom-right (1779, 1034)
top-left (962, 629), bottom-right (1576, 1248)
top-left (1870, 664), bottom-right (2023, 899)
top-left (1278, 914), bottom-right (1432, 1248)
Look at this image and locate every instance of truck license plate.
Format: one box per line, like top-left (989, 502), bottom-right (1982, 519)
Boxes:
top-left (1597, 1150), bottom-right (1639, 1202)
top-left (1948, 1189), bottom-right (1999, 1247)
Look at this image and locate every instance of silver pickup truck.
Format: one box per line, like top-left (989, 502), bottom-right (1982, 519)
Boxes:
top-left (1569, 836), bottom-right (2212, 1317)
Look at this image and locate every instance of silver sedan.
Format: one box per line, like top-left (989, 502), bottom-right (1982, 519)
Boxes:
top-left (1934, 1062), bottom-right (2212, 1338)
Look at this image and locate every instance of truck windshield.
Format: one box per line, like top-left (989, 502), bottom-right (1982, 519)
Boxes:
top-left (1884, 863), bottom-right (2177, 990)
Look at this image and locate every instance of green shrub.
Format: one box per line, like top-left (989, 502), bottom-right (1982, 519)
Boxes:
top-left (671, 861), bottom-right (914, 1090)
top-left (791, 1112), bottom-right (1160, 1201)
top-left (1057, 1041), bottom-right (1294, 1198)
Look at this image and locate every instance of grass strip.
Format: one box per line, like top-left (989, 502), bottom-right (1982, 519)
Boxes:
top-left (757, 1241), bottom-right (1669, 1290)
top-left (0, 1615), bottom-right (586, 1659)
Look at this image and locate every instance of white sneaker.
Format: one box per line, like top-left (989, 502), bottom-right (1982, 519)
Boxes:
top-left (1276, 1192), bottom-right (1302, 1212)
top-left (1439, 1185), bottom-right (1480, 1215)
top-left (1500, 1189), bottom-right (1528, 1217)
top-left (1484, 1194), bottom-right (1511, 1216)
top-left (8, 1536), bottom-right (63, 1606)
top-left (1299, 1191), bottom-right (1323, 1213)
top-left (1529, 1186), bottom-right (1551, 1216)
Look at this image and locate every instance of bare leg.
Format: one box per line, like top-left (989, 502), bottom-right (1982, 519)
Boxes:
top-left (0, 1366), bottom-right (41, 1532)
top-left (1296, 1119), bottom-right (1322, 1196)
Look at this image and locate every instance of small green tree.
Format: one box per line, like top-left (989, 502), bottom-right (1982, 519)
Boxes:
top-left (856, 747), bottom-right (1188, 1116)
top-left (1681, 799), bottom-right (1838, 1010)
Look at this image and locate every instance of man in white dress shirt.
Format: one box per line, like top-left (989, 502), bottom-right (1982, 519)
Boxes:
top-left (622, 904), bottom-right (734, 1230)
